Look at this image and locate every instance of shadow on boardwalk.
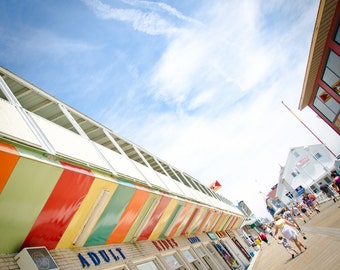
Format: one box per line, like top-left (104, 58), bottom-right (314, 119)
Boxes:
top-left (250, 200), bottom-right (340, 270)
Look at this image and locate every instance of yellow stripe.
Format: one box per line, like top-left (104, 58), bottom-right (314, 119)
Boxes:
top-left (173, 203), bottom-right (197, 237)
top-left (149, 198), bottom-right (179, 240)
top-left (123, 192), bottom-right (160, 242)
top-left (56, 174), bottom-right (118, 248)
top-left (186, 206), bottom-right (207, 235)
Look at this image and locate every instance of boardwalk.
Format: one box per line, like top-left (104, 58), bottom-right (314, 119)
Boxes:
top-left (249, 199), bottom-right (340, 270)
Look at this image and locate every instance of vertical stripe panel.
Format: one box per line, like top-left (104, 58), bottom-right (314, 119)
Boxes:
top-left (85, 181), bottom-right (136, 246)
top-left (56, 176), bottom-right (119, 248)
top-left (0, 142), bottom-right (19, 193)
top-left (173, 204), bottom-right (196, 238)
top-left (22, 162), bottom-right (94, 249)
top-left (0, 157), bottom-right (63, 253)
top-left (180, 206), bottom-right (200, 236)
top-left (137, 196), bottom-right (171, 241)
top-left (159, 202), bottom-right (184, 239)
top-left (148, 198), bottom-right (180, 240)
top-left (106, 187), bottom-right (150, 244)
top-left (167, 202), bottom-right (192, 238)
top-left (123, 193), bottom-right (160, 242)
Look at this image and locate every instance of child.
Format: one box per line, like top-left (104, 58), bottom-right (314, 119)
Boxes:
top-left (277, 235), bottom-right (299, 259)
top-left (254, 238), bottom-right (262, 250)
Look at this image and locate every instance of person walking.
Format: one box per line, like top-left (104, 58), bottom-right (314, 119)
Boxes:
top-left (290, 205), bottom-right (307, 223)
top-left (277, 235), bottom-right (299, 259)
top-left (296, 202), bottom-right (312, 220)
top-left (274, 215), bottom-right (307, 253)
top-left (284, 208), bottom-right (307, 239)
top-left (331, 171), bottom-right (340, 195)
top-left (302, 193), bottom-right (320, 213)
top-left (259, 231), bottom-right (270, 245)
top-left (254, 238), bottom-right (262, 250)
top-left (264, 225), bottom-right (276, 240)
top-left (319, 182), bottom-right (338, 203)
top-left (307, 192), bottom-right (320, 207)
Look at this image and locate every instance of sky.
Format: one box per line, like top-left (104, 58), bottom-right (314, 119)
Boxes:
top-left (1, 0), bottom-right (339, 219)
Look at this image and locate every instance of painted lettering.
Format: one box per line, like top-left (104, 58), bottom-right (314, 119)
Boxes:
top-left (116, 248), bottom-right (126, 259)
top-left (108, 249), bottom-right (119, 261)
top-left (88, 252), bottom-right (100, 266)
top-left (78, 253), bottom-right (90, 268)
top-left (98, 250), bottom-right (110, 262)
top-left (78, 248), bottom-right (126, 267)
top-left (152, 240), bottom-right (162, 251)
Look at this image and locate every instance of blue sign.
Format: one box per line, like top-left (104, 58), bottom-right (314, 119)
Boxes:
top-left (295, 185), bottom-right (305, 196)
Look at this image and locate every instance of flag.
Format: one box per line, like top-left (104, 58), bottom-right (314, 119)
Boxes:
top-left (209, 180), bottom-right (222, 191)
top-left (319, 91), bottom-right (331, 103)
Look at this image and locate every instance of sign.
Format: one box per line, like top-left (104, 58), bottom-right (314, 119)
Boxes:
top-left (206, 232), bottom-right (218, 240)
top-left (295, 185), bottom-right (305, 196)
top-left (78, 248), bottom-right (126, 268)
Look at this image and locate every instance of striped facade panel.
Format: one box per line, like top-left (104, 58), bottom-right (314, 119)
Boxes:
top-left (123, 192), bottom-right (160, 242)
top-left (0, 142), bottom-right (19, 193)
top-left (172, 203), bottom-right (197, 238)
top-left (106, 187), bottom-right (151, 243)
top-left (21, 162), bottom-right (95, 250)
top-left (56, 174), bottom-right (119, 248)
top-left (180, 206), bottom-right (200, 236)
top-left (0, 146), bottom-right (63, 253)
top-left (137, 195), bottom-right (172, 241)
top-left (195, 209), bottom-right (213, 234)
top-left (159, 201), bottom-right (185, 239)
top-left (185, 206), bottom-right (207, 235)
top-left (85, 180), bottom-right (136, 246)
top-left (148, 198), bottom-right (180, 240)
top-left (167, 202), bottom-right (192, 238)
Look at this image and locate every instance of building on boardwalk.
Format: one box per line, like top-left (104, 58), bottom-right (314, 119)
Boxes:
top-left (299, 0), bottom-right (340, 136)
top-left (0, 66), bottom-right (255, 270)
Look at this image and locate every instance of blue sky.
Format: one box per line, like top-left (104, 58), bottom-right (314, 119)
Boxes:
top-left (1, 0), bottom-right (339, 218)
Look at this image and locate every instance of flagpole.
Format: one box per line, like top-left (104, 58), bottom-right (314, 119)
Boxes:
top-left (281, 101), bottom-right (336, 157)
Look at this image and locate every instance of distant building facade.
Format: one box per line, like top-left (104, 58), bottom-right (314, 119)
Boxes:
top-left (275, 144), bottom-right (336, 207)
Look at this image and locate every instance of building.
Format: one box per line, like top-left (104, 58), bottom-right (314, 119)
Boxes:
top-left (275, 144), bottom-right (336, 207)
top-left (0, 66), bottom-right (255, 270)
top-left (299, 0), bottom-right (340, 135)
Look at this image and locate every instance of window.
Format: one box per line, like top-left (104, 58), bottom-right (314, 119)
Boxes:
top-left (314, 152), bottom-right (322, 159)
top-left (313, 87), bottom-right (340, 122)
top-left (322, 51), bottom-right (340, 94)
top-left (163, 254), bottom-right (186, 270)
top-left (136, 259), bottom-right (163, 270)
top-left (335, 22), bottom-right (340, 45)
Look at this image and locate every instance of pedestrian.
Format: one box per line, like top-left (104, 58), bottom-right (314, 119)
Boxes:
top-left (259, 231), bottom-right (270, 245)
top-left (290, 205), bottom-right (307, 223)
top-left (296, 202), bottom-right (312, 220)
top-left (331, 171), bottom-right (340, 195)
top-left (302, 193), bottom-right (320, 213)
top-left (274, 215), bottom-right (307, 253)
top-left (277, 235), bottom-right (299, 259)
top-left (254, 238), bottom-right (262, 250)
top-left (319, 182), bottom-right (338, 203)
top-left (284, 208), bottom-right (307, 239)
top-left (307, 192), bottom-right (320, 207)
top-left (264, 225), bottom-right (276, 240)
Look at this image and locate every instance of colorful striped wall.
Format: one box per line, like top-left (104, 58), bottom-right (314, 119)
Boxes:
top-left (0, 141), bottom-right (243, 254)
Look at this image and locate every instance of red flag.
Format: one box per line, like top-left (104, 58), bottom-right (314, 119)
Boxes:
top-left (209, 180), bottom-right (222, 191)
top-left (319, 91), bottom-right (330, 103)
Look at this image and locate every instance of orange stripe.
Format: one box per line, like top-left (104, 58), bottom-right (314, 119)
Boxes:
top-left (106, 188), bottom-right (150, 243)
top-left (195, 209), bottom-right (212, 234)
top-left (0, 142), bottom-right (19, 193)
top-left (167, 202), bottom-right (192, 238)
top-left (212, 213), bottom-right (226, 232)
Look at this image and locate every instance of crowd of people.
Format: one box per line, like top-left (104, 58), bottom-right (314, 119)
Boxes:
top-left (252, 179), bottom-right (340, 260)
